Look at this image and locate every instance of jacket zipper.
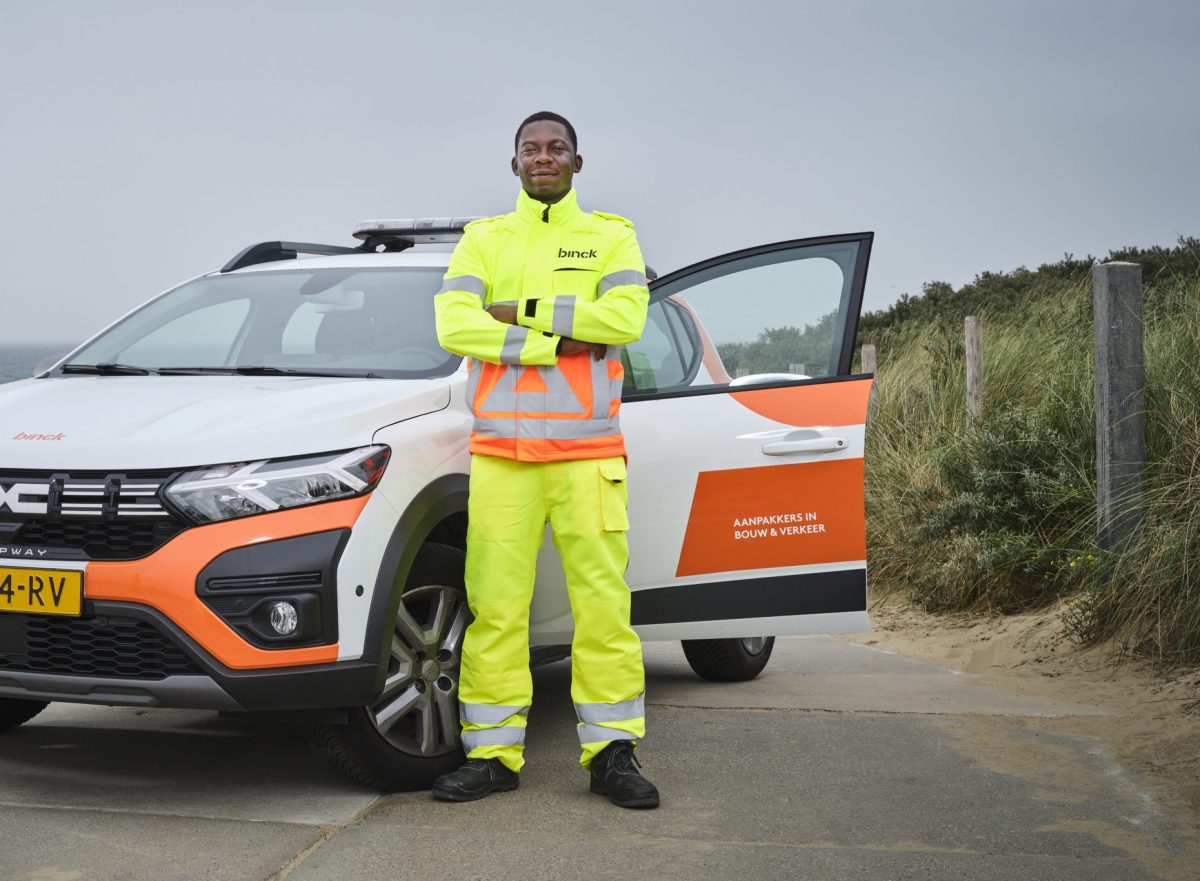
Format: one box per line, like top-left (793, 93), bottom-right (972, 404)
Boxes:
top-left (542, 204), bottom-right (550, 223)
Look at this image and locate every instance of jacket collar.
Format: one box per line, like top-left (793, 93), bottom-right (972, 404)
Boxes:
top-left (516, 187), bottom-right (581, 226)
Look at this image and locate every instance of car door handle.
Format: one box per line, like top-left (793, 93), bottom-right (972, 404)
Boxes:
top-left (761, 437), bottom-right (848, 456)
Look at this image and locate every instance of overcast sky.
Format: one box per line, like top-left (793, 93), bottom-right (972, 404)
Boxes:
top-left (1, 0), bottom-right (1197, 345)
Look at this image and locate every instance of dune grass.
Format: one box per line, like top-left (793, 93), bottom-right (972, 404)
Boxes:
top-left (859, 239), bottom-right (1200, 665)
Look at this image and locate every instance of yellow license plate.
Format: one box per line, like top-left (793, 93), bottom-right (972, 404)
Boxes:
top-left (0, 566), bottom-right (83, 617)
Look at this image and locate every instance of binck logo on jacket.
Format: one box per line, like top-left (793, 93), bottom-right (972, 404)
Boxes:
top-left (558, 248), bottom-right (598, 259)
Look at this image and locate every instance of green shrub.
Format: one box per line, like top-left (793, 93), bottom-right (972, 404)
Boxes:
top-left (862, 236), bottom-right (1200, 664)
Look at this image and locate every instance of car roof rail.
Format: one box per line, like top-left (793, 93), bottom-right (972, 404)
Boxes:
top-left (220, 241), bottom-right (363, 273)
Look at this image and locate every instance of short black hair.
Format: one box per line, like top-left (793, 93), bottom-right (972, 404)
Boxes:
top-left (514, 111), bottom-right (578, 153)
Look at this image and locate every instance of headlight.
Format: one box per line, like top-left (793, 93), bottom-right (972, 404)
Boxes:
top-left (167, 445), bottom-right (390, 523)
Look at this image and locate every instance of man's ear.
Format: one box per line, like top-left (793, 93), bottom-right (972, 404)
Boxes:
top-left (574, 154), bottom-right (583, 173)
top-left (511, 156), bottom-right (519, 176)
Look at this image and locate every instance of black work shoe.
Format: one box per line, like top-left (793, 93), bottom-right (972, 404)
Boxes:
top-left (432, 758), bottom-right (519, 802)
top-left (589, 741), bottom-right (660, 809)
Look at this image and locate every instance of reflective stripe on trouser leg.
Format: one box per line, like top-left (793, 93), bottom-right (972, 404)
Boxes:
top-left (461, 722), bottom-right (527, 752)
top-left (544, 457), bottom-right (646, 769)
top-left (459, 455), bottom-right (547, 773)
top-left (576, 693), bottom-right (644, 751)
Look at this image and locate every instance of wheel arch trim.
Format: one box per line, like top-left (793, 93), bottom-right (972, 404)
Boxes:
top-left (363, 474), bottom-right (470, 693)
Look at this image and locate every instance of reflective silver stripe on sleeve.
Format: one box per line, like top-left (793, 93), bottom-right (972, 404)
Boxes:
top-left (462, 726), bottom-right (526, 751)
top-left (597, 269), bottom-right (647, 296)
top-left (575, 694), bottom-right (645, 724)
top-left (460, 703), bottom-right (530, 725)
top-left (577, 723), bottom-right (639, 745)
top-left (499, 325), bottom-right (529, 364)
top-left (437, 275), bottom-right (488, 297)
top-left (552, 297), bottom-right (576, 336)
top-left (472, 416), bottom-right (620, 440)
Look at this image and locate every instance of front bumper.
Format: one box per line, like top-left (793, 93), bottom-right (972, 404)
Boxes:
top-left (0, 495), bottom-right (389, 711)
top-left (0, 602), bottom-right (382, 711)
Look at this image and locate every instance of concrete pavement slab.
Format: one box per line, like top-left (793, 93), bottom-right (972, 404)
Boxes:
top-left (283, 639), bottom-right (1193, 881)
top-left (0, 705), bottom-right (378, 825)
top-left (639, 637), bottom-right (1112, 717)
top-left (283, 823), bottom-right (1160, 881)
top-left (0, 636), bottom-right (1193, 881)
top-left (0, 806), bottom-right (323, 881)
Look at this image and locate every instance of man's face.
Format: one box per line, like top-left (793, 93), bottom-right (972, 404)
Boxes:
top-left (512, 120), bottom-right (582, 204)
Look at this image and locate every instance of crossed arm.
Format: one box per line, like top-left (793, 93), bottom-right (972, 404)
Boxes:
top-left (485, 304), bottom-right (607, 360)
top-left (435, 226), bottom-right (648, 366)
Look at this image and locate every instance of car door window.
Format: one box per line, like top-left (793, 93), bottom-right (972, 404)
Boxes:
top-left (625, 237), bottom-right (867, 396)
top-left (622, 298), bottom-right (698, 391)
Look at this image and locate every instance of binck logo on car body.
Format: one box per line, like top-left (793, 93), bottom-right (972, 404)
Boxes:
top-left (558, 248), bottom-right (598, 259)
top-left (13, 432), bottom-right (65, 441)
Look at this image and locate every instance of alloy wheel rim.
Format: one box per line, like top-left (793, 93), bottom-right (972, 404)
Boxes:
top-left (368, 584), bottom-right (469, 757)
top-left (740, 636), bottom-right (769, 655)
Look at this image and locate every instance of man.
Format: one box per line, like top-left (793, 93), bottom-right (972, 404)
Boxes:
top-left (432, 111), bottom-right (658, 809)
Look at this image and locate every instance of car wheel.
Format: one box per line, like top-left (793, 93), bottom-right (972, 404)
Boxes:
top-left (0, 698), bottom-right (49, 733)
top-left (681, 636), bottom-right (775, 682)
top-left (305, 542), bottom-right (470, 791)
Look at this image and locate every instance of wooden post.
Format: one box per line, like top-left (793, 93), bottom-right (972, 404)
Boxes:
top-left (861, 344), bottom-right (877, 424)
top-left (1094, 262), bottom-right (1146, 552)
top-left (964, 316), bottom-right (983, 422)
top-left (861, 344), bottom-right (877, 375)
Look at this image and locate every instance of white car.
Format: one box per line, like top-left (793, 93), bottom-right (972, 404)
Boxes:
top-left (0, 220), bottom-right (874, 789)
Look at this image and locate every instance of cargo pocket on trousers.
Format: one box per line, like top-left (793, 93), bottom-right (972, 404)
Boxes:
top-left (598, 459), bottom-right (630, 532)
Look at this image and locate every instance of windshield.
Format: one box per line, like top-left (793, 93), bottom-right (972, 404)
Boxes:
top-left (63, 267), bottom-right (458, 379)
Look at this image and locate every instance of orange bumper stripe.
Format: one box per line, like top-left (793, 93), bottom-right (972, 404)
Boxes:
top-left (86, 496), bottom-right (370, 670)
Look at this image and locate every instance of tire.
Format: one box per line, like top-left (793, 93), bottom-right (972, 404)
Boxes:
top-left (305, 542), bottom-right (470, 791)
top-left (681, 636), bottom-right (775, 682)
top-left (0, 698), bottom-right (49, 733)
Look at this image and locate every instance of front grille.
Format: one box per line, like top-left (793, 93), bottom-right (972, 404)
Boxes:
top-left (0, 615), bottom-right (202, 679)
top-left (12, 520), bottom-right (188, 560)
top-left (0, 470), bottom-right (190, 560)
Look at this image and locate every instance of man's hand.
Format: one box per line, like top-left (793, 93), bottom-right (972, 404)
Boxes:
top-left (486, 304), bottom-right (518, 325)
top-left (559, 338), bottom-right (607, 361)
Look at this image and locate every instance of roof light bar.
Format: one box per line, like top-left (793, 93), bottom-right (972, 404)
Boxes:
top-left (353, 217), bottom-right (483, 246)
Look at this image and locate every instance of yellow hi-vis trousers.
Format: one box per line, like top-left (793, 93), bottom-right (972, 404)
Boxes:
top-left (458, 454), bottom-right (646, 773)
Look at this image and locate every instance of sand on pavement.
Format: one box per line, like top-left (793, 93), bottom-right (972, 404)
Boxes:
top-left (840, 594), bottom-right (1200, 832)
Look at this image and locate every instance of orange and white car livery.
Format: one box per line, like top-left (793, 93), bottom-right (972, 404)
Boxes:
top-left (0, 222), bottom-right (874, 789)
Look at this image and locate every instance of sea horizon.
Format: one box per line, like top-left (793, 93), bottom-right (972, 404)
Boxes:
top-left (0, 342), bottom-right (76, 384)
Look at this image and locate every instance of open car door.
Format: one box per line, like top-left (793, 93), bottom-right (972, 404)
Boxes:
top-left (620, 233), bottom-right (874, 640)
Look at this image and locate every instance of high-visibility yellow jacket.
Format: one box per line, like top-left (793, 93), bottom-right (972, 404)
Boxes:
top-left (435, 188), bottom-right (649, 462)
